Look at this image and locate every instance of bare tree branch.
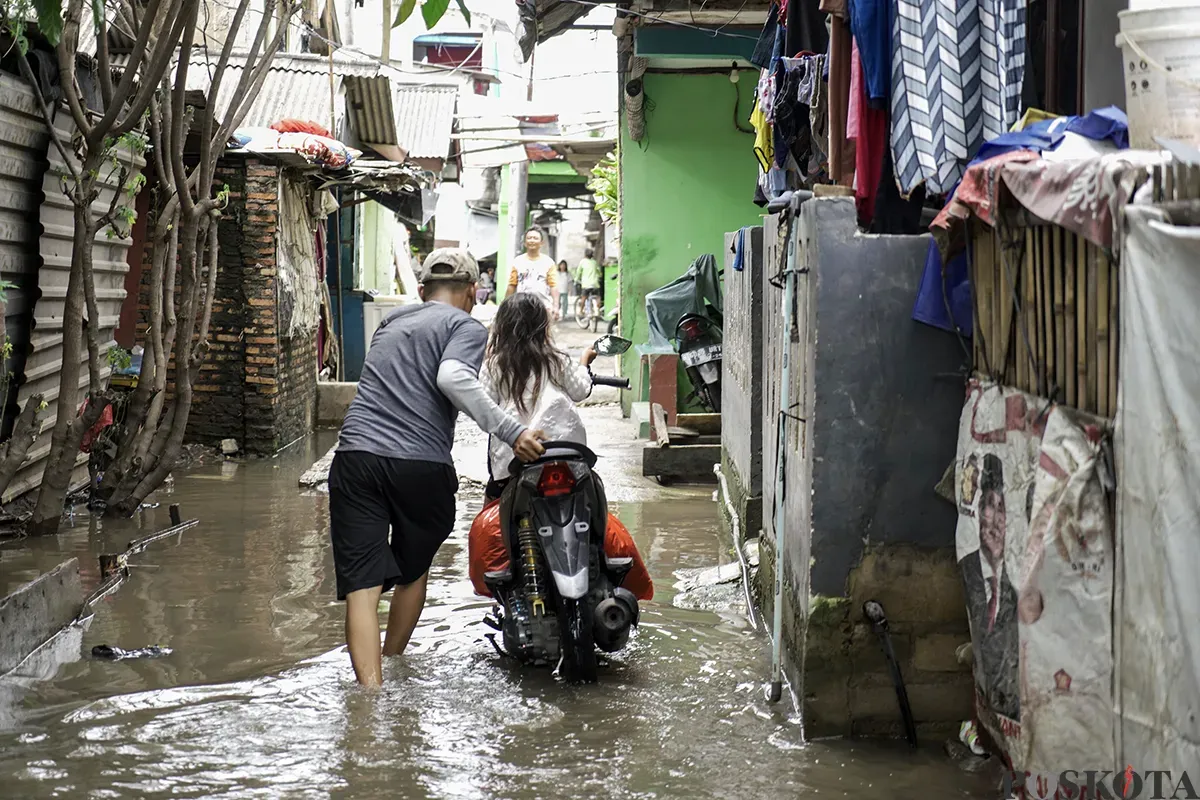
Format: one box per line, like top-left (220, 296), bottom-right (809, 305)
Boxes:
top-left (16, 54), bottom-right (81, 190)
top-left (0, 395), bottom-right (44, 497)
top-left (96, 0), bottom-right (116, 109)
top-left (56, 0), bottom-right (93, 138)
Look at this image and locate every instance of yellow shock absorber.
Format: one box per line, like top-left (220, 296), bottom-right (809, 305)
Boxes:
top-left (518, 516), bottom-right (546, 616)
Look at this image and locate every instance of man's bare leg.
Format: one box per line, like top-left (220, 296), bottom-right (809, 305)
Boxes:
top-left (345, 585), bottom-right (384, 687)
top-left (382, 573), bottom-right (428, 657)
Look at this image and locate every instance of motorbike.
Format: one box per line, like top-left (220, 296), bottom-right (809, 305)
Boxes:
top-left (605, 303), bottom-right (619, 335)
top-left (482, 334), bottom-right (637, 683)
top-left (675, 313), bottom-right (723, 413)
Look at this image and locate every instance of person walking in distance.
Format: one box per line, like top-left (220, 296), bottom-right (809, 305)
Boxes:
top-left (556, 259), bottom-right (572, 321)
top-left (329, 248), bottom-right (546, 687)
top-left (574, 248), bottom-right (603, 318)
top-left (506, 228), bottom-right (560, 318)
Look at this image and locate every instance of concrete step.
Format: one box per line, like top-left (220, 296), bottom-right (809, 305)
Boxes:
top-left (630, 401), bottom-right (652, 440)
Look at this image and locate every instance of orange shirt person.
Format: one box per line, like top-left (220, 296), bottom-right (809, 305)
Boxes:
top-left (506, 227), bottom-right (560, 319)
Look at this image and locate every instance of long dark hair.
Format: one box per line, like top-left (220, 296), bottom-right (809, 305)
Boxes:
top-left (487, 293), bottom-right (566, 415)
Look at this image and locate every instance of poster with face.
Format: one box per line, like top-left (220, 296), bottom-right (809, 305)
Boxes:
top-left (1015, 407), bottom-right (1115, 774)
top-left (954, 380), bottom-right (1117, 775)
top-left (955, 382), bottom-right (1044, 745)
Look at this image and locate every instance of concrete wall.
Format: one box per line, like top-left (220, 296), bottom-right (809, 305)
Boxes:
top-left (0, 559), bottom-right (81, 675)
top-left (757, 199), bottom-right (971, 738)
top-left (720, 225), bottom-right (765, 537)
top-left (805, 199), bottom-right (964, 596)
top-left (618, 72), bottom-right (762, 405)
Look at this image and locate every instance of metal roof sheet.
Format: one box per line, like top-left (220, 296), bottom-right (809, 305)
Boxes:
top-left (392, 83), bottom-right (457, 160)
top-left (187, 51), bottom-right (380, 135)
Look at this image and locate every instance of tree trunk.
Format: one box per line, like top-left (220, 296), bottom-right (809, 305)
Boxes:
top-left (28, 199), bottom-right (96, 535)
top-left (0, 394), bottom-right (45, 497)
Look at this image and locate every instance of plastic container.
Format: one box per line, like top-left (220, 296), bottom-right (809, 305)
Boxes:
top-left (1117, 5), bottom-right (1200, 149)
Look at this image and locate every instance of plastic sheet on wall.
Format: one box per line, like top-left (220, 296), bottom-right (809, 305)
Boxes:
top-left (278, 176), bottom-right (322, 338)
top-left (954, 380), bottom-right (1115, 771)
top-left (1116, 206), bottom-right (1200, 773)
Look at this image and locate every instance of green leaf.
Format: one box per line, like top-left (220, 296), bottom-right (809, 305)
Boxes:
top-left (33, 0), bottom-right (64, 45)
top-left (420, 0), bottom-right (450, 29)
top-left (454, 0), bottom-right (470, 25)
top-left (393, 0), bottom-right (416, 27)
top-left (91, 0), bottom-right (102, 37)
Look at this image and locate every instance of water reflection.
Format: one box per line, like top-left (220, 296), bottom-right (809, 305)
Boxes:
top-left (0, 435), bottom-right (993, 799)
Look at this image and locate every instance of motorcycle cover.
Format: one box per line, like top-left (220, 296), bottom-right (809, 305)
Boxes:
top-left (644, 253), bottom-right (724, 349)
top-left (469, 500), bottom-right (654, 601)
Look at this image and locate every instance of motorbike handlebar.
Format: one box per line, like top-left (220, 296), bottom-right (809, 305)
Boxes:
top-left (592, 375), bottom-right (631, 390)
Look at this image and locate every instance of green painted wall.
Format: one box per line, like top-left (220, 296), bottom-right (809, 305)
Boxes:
top-left (619, 72), bottom-right (762, 406)
top-left (358, 201), bottom-right (396, 294)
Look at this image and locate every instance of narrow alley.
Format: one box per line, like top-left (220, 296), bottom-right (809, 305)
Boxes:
top-left (0, 370), bottom-right (995, 797)
top-left (1, 0), bottom-right (1198, 796)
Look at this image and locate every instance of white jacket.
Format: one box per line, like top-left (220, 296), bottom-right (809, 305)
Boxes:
top-left (480, 355), bottom-right (593, 479)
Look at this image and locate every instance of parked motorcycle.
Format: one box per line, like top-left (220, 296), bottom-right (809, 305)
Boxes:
top-left (675, 313), bottom-right (723, 412)
top-left (482, 334), bottom-right (637, 682)
top-left (605, 303), bottom-right (619, 336)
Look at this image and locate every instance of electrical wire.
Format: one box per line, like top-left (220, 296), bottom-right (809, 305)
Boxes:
top-left (557, 0), bottom-right (760, 40)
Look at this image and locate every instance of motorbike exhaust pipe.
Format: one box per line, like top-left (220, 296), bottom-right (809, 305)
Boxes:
top-left (594, 589), bottom-right (639, 652)
top-left (863, 600), bottom-right (918, 748)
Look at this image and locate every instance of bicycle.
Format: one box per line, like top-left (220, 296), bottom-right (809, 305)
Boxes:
top-left (574, 290), bottom-right (602, 332)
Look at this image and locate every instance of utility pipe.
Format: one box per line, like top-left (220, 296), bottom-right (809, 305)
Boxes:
top-left (768, 204), bottom-right (800, 703)
top-left (713, 462), bottom-right (758, 631)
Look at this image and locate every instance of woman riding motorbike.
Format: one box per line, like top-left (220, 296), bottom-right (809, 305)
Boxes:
top-left (469, 293), bottom-right (652, 600)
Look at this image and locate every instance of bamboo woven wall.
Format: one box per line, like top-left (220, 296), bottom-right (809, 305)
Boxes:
top-left (1152, 161), bottom-right (1200, 203)
top-left (969, 219), bottom-right (1119, 419)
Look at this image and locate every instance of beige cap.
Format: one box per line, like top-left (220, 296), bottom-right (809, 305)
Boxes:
top-left (419, 248), bottom-right (480, 284)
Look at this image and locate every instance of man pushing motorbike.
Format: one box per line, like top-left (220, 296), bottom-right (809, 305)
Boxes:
top-left (329, 249), bottom-right (546, 687)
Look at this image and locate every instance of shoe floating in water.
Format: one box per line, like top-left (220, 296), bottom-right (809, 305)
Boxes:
top-left (91, 644), bottom-right (172, 660)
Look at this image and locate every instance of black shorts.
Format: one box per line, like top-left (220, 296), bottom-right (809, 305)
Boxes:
top-left (328, 451), bottom-right (458, 600)
top-left (582, 286), bottom-right (602, 298)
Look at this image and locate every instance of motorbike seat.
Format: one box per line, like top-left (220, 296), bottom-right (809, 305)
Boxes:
top-left (507, 440), bottom-right (598, 477)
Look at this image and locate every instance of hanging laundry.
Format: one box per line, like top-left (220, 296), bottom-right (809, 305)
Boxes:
top-left (890, 0), bottom-right (1027, 196)
top-left (850, 42), bottom-right (887, 226)
top-left (751, 97), bottom-right (774, 171)
top-left (800, 55), bottom-right (830, 176)
top-left (732, 228), bottom-right (751, 272)
top-left (848, 0), bottom-right (890, 108)
top-left (774, 58), bottom-right (813, 171)
top-left (869, 139), bottom-right (926, 234)
top-left (785, 0), bottom-right (830, 61)
top-left (751, 4), bottom-right (782, 69)
top-left (826, 13), bottom-right (856, 186)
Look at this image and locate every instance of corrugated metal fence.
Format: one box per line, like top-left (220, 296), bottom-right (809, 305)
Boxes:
top-left (0, 72), bottom-right (144, 502)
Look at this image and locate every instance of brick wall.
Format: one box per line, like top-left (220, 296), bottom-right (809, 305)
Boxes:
top-left (137, 156), bottom-right (317, 455)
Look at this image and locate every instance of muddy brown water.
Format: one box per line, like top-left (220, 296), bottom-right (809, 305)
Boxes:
top-left (0, 433), bottom-right (995, 799)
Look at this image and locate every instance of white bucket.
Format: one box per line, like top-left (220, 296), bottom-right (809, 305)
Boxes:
top-left (1116, 5), bottom-right (1200, 149)
top-left (1128, 0), bottom-right (1197, 8)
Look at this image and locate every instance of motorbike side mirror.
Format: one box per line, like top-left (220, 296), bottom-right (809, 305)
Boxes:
top-left (593, 335), bottom-right (633, 357)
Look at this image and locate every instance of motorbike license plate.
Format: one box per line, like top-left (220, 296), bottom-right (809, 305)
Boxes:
top-left (682, 344), bottom-right (721, 367)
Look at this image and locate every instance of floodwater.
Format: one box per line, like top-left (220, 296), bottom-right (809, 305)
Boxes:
top-left (0, 431), bottom-right (996, 799)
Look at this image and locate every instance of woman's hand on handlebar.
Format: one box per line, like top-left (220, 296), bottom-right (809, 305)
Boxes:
top-left (513, 429), bottom-right (547, 462)
top-left (580, 348), bottom-right (598, 367)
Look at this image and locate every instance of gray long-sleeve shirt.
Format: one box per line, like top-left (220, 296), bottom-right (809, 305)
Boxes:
top-left (338, 302), bottom-right (524, 465)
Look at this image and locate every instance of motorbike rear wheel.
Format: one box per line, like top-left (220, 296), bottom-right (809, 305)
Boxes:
top-left (558, 597), bottom-right (598, 683)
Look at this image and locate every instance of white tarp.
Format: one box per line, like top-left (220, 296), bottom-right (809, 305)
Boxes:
top-left (1116, 206), bottom-right (1200, 772)
top-left (277, 176), bottom-right (322, 338)
top-left (954, 380), bottom-right (1115, 772)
